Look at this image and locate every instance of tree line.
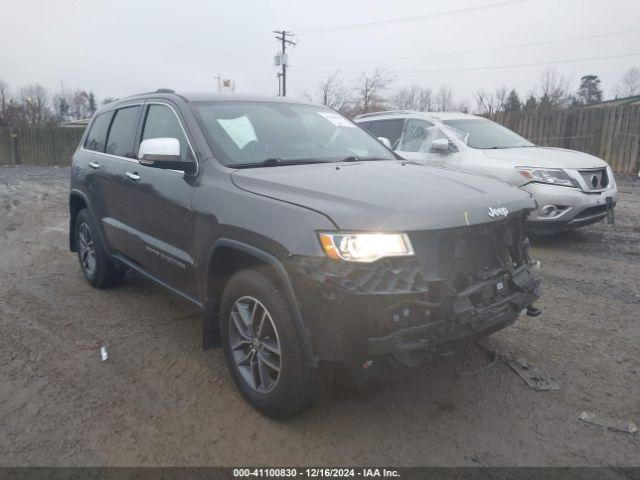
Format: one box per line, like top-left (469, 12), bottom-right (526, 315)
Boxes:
top-left (1, 66), bottom-right (639, 127)
top-left (307, 66), bottom-right (640, 117)
top-left (0, 79), bottom-right (118, 128)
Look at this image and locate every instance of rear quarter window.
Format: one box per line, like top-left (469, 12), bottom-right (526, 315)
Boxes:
top-left (84, 111), bottom-right (113, 152)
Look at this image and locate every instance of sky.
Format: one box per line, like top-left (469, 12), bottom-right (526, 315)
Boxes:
top-left (2, 0), bottom-right (640, 106)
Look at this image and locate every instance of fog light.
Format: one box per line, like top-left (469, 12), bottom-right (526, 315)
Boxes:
top-left (540, 205), bottom-right (558, 217)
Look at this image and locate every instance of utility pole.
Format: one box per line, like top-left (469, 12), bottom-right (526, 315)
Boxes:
top-left (273, 30), bottom-right (296, 96)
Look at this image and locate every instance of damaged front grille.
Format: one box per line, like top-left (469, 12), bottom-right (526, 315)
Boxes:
top-left (288, 214), bottom-right (540, 365)
top-left (409, 215), bottom-right (529, 294)
top-left (290, 256), bottom-right (429, 294)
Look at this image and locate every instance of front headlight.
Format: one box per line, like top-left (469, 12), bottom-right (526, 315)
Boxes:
top-left (516, 167), bottom-right (579, 188)
top-left (318, 232), bottom-right (414, 263)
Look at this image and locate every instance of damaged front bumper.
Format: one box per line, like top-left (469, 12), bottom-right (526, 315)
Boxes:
top-left (288, 215), bottom-right (541, 371)
top-left (368, 265), bottom-right (539, 356)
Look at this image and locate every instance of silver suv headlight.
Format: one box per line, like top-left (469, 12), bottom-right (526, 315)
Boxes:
top-left (516, 167), bottom-right (579, 188)
top-left (318, 232), bottom-right (414, 263)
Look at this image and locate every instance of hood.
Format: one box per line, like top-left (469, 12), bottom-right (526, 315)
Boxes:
top-left (230, 161), bottom-right (536, 231)
top-left (482, 146), bottom-right (608, 169)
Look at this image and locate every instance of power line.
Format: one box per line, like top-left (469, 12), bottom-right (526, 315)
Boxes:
top-left (295, 0), bottom-right (532, 35)
top-left (292, 28), bottom-right (640, 68)
top-left (290, 51), bottom-right (640, 75)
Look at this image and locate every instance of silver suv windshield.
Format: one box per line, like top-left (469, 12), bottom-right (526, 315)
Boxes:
top-left (192, 101), bottom-right (396, 167)
top-left (442, 119), bottom-right (534, 149)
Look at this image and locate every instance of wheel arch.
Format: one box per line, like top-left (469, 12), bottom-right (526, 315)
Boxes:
top-left (69, 190), bottom-right (89, 252)
top-left (202, 238), bottom-right (317, 367)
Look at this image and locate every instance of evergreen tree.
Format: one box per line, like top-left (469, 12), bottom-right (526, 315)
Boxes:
top-left (504, 89), bottom-right (522, 113)
top-left (57, 96), bottom-right (70, 120)
top-left (576, 75), bottom-right (603, 105)
top-left (88, 91), bottom-right (97, 115)
top-left (524, 94), bottom-right (538, 112)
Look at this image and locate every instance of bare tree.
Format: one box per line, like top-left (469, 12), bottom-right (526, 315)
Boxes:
top-left (70, 90), bottom-right (91, 120)
top-left (435, 86), bottom-right (454, 111)
top-left (393, 85), bottom-right (420, 110)
top-left (0, 79), bottom-right (10, 126)
top-left (456, 100), bottom-right (471, 114)
top-left (536, 68), bottom-right (572, 110)
top-left (351, 67), bottom-right (394, 115)
top-left (393, 85), bottom-right (433, 111)
top-left (614, 67), bottom-right (640, 98)
top-left (418, 88), bottom-right (433, 112)
top-left (52, 91), bottom-right (73, 121)
top-left (316, 71), bottom-right (350, 112)
top-left (474, 86), bottom-right (508, 116)
top-left (19, 84), bottom-right (54, 126)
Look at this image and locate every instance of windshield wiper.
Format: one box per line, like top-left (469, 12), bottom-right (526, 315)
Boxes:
top-left (340, 156), bottom-right (386, 162)
top-left (228, 158), bottom-right (330, 169)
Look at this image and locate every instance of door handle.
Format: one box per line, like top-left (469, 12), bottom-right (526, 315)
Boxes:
top-left (88, 162), bottom-right (101, 169)
top-left (125, 172), bottom-right (141, 181)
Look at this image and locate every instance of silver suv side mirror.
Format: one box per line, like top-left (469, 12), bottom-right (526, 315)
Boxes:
top-left (138, 138), bottom-right (195, 173)
top-left (377, 137), bottom-right (392, 149)
top-left (429, 137), bottom-right (450, 153)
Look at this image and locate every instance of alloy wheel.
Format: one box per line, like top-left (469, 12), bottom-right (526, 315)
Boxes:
top-left (228, 296), bottom-right (282, 393)
top-left (77, 222), bottom-right (97, 277)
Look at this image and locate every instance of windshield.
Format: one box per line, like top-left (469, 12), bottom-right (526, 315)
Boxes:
top-left (442, 119), bottom-right (534, 149)
top-left (192, 101), bottom-right (396, 166)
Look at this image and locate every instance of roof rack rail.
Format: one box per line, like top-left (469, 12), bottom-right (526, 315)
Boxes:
top-left (155, 88), bottom-right (175, 93)
top-left (353, 110), bottom-right (418, 119)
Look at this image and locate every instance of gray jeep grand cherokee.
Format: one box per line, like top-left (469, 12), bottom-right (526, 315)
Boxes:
top-left (69, 90), bottom-right (541, 418)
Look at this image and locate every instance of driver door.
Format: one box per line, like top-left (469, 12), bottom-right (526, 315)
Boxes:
top-left (396, 119), bottom-right (460, 168)
top-left (117, 102), bottom-right (198, 298)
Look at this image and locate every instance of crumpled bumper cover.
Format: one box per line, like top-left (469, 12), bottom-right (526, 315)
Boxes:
top-left (368, 265), bottom-right (540, 355)
top-left (289, 255), bottom-right (541, 363)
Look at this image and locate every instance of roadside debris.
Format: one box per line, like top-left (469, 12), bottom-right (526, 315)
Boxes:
top-left (507, 357), bottom-right (559, 391)
top-left (579, 411), bottom-right (638, 434)
top-left (100, 346), bottom-right (108, 362)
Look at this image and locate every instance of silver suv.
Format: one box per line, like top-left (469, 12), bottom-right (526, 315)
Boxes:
top-left (355, 111), bottom-right (618, 234)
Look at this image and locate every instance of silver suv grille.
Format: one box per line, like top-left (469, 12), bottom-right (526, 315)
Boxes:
top-left (579, 168), bottom-right (609, 191)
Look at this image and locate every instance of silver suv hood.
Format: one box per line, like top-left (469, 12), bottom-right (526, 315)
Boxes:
top-left (231, 161), bottom-right (536, 231)
top-left (482, 146), bottom-right (608, 169)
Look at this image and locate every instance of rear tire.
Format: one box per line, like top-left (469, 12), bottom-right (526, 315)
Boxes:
top-left (220, 268), bottom-right (330, 419)
top-left (75, 208), bottom-right (124, 288)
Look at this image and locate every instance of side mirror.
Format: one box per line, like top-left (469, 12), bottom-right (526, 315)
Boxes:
top-left (377, 137), bottom-right (392, 149)
top-left (138, 138), bottom-right (195, 173)
top-left (430, 137), bottom-right (450, 154)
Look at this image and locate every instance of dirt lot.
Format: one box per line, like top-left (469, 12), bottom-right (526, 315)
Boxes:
top-left (0, 166), bottom-right (638, 466)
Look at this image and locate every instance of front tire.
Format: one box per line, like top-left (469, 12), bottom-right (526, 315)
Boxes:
top-left (220, 268), bottom-right (329, 418)
top-left (75, 209), bottom-right (124, 288)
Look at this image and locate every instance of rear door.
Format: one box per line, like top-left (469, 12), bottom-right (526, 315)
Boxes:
top-left (396, 119), bottom-right (460, 168)
top-left (117, 102), bottom-right (197, 298)
top-left (82, 108), bottom-right (136, 252)
top-left (97, 104), bottom-right (144, 256)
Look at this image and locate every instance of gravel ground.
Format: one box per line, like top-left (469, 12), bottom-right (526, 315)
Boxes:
top-left (0, 166), bottom-right (638, 466)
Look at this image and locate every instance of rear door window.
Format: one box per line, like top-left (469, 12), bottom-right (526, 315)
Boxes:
top-left (141, 104), bottom-right (194, 161)
top-left (364, 119), bottom-right (405, 148)
top-left (84, 111), bottom-right (113, 152)
top-left (105, 106), bottom-right (142, 158)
